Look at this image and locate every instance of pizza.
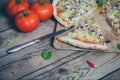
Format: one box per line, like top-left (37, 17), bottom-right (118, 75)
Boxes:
top-left (57, 18), bottom-right (108, 51)
top-left (53, 0), bottom-right (97, 27)
top-left (52, 0), bottom-right (120, 51)
top-left (102, 0), bottom-right (120, 35)
top-left (53, 0), bottom-right (120, 34)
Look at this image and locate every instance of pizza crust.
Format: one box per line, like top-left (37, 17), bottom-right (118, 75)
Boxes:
top-left (58, 37), bottom-right (108, 51)
top-left (52, 0), bottom-right (71, 27)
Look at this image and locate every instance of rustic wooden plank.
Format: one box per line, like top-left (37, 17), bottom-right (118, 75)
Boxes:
top-left (83, 52), bottom-right (120, 79)
top-left (0, 42), bottom-right (87, 79)
top-left (0, 20), bottom-right (56, 64)
top-left (27, 52), bottom-right (120, 80)
top-left (0, 47), bottom-right (86, 80)
top-left (16, 51), bottom-right (87, 80)
top-left (99, 68), bottom-right (120, 80)
top-left (0, 0), bottom-right (8, 10)
top-left (0, 0), bottom-right (120, 80)
top-left (0, 10), bottom-right (14, 32)
top-left (0, 20), bottom-right (120, 80)
top-left (1, 49), bottom-right (119, 80)
top-left (0, 20), bottom-right (57, 80)
top-left (32, 52), bottom-right (120, 80)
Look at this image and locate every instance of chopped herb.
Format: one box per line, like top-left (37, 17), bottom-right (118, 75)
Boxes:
top-left (117, 43), bottom-right (120, 50)
top-left (97, 0), bottom-right (104, 7)
top-left (41, 51), bottom-right (52, 60)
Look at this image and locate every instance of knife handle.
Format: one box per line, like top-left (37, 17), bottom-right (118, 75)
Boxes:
top-left (7, 39), bottom-right (40, 54)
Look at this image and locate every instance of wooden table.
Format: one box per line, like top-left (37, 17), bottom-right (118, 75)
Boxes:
top-left (0, 1), bottom-right (120, 80)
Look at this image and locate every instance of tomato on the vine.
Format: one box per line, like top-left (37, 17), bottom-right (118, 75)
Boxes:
top-left (6, 0), bottom-right (30, 17)
top-left (31, 0), bottom-right (53, 21)
top-left (15, 10), bottom-right (40, 32)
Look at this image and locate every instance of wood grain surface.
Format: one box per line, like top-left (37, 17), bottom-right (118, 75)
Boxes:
top-left (0, 0), bottom-right (120, 80)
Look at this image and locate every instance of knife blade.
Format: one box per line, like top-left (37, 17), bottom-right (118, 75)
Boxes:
top-left (7, 25), bottom-right (74, 54)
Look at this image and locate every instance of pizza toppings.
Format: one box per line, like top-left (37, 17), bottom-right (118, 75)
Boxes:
top-left (103, 0), bottom-right (120, 35)
top-left (57, 18), bottom-right (108, 50)
top-left (105, 40), bottom-right (110, 43)
top-left (53, 0), bottom-right (120, 51)
top-left (54, 0), bottom-right (97, 27)
top-left (66, 19), bottom-right (104, 44)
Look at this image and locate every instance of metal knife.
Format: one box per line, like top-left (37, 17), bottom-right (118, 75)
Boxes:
top-left (7, 25), bottom-right (74, 54)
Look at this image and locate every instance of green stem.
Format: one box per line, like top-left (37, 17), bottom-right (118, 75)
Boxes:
top-left (39, 0), bottom-right (45, 5)
top-left (15, 0), bottom-right (21, 4)
top-left (23, 11), bottom-right (29, 17)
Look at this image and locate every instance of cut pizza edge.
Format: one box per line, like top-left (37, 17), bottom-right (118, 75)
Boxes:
top-left (106, 18), bottom-right (120, 35)
top-left (100, 1), bottom-right (120, 35)
top-left (101, 9), bottom-right (120, 35)
top-left (58, 37), bottom-right (108, 51)
top-left (57, 18), bottom-right (109, 51)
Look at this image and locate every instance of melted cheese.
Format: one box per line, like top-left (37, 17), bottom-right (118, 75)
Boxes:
top-left (56, 0), bottom-right (97, 26)
top-left (63, 19), bottom-right (104, 44)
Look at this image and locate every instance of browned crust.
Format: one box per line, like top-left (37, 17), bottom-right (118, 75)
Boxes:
top-left (58, 37), bottom-right (108, 51)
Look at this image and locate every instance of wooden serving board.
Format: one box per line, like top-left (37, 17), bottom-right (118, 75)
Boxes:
top-left (53, 11), bottom-right (120, 52)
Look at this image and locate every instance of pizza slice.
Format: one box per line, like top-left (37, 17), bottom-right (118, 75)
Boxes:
top-left (57, 18), bottom-right (108, 51)
top-left (102, 0), bottom-right (120, 35)
top-left (53, 0), bottom-right (97, 27)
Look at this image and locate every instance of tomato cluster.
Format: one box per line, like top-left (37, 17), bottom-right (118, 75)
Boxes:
top-left (6, 0), bottom-right (53, 32)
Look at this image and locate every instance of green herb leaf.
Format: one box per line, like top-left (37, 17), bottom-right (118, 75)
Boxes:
top-left (41, 51), bottom-right (52, 60)
top-left (98, 0), bottom-right (104, 7)
top-left (117, 43), bottom-right (120, 50)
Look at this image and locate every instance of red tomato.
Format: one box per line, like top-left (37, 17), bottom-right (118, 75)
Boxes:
top-left (15, 10), bottom-right (40, 32)
top-left (6, 0), bottom-right (30, 17)
top-left (31, 0), bottom-right (53, 21)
